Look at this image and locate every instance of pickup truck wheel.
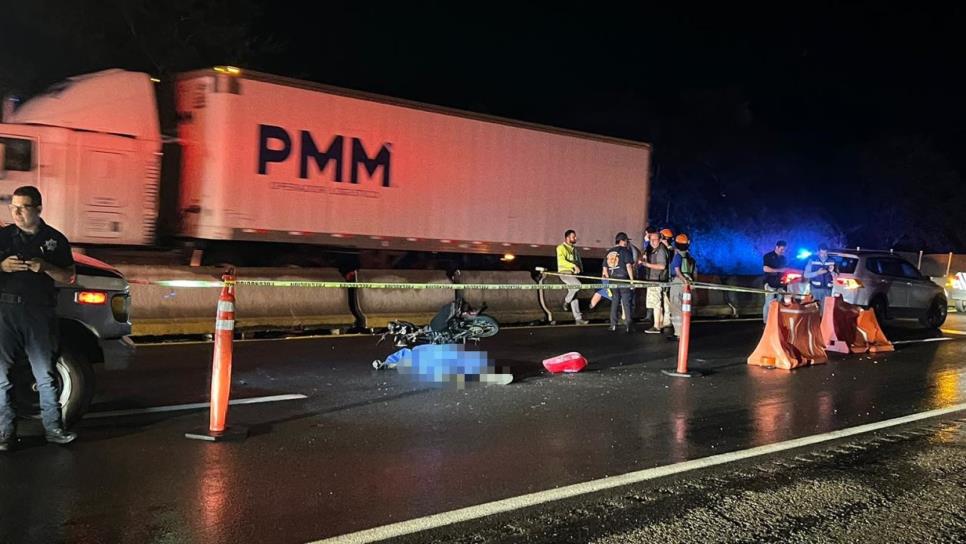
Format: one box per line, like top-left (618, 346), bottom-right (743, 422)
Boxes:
top-left (14, 349), bottom-right (95, 430)
top-left (56, 350), bottom-right (96, 428)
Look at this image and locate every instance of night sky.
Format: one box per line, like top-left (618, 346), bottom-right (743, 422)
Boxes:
top-left (2, 1), bottom-right (964, 266)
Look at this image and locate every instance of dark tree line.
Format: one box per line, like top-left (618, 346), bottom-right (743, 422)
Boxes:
top-left (2, 2), bottom-right (963, 270)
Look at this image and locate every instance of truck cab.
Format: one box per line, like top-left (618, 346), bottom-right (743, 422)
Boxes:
top-left (0, 70), bottom-right (161, 247)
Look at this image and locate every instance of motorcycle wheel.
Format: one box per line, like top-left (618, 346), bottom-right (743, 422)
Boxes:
top-left (468, 315), bottom-right (500, 338)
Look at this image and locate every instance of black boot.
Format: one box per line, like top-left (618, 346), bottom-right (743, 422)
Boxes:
top-left (45, 428), bottom-right (78, 445)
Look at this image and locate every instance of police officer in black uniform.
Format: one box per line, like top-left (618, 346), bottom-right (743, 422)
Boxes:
top-left (0, 186), bottom-right (77, 451)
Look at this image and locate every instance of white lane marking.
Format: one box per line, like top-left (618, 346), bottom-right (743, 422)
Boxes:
top-left (892, 337), bottom-right (954, 345)
top-left (310, 402), bottom-right (966, 544)
top-left (85, 394), bottom-right (307, 418)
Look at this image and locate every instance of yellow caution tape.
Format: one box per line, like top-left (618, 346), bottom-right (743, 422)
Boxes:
top-left (130, 272), bottom-right (792, 296)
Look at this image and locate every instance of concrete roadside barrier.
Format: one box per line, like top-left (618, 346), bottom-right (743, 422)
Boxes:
top-left (120, 265), bottom-right (354, 335)
top-left (354, 270), bottom-right (454, 328)
top-left (457, 271), bottom-right (544, 324)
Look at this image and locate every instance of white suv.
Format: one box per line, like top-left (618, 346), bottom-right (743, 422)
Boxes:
top-left (828, 250), bottom-right (946, 328)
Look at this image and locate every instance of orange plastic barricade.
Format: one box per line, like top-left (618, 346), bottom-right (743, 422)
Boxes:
top-left (855, 307), bottom-right (894, 352)
top-left (821, 295), bottom-right (894, 354)
top-left (821, 295), bottom-right (865, 354)
top-left (748, 299), bottom-right (828, 369)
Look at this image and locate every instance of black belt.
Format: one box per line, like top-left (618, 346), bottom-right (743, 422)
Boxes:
top-left (0, 293), bottom-right (23, 304)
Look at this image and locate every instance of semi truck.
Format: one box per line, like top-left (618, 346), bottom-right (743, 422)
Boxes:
top-left (0, 67), bottom-right (651, 267)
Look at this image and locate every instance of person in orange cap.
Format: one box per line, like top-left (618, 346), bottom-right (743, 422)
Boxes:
top-left (660, 228), bottom-right (674, 252)
top-left (668, 233), bottom-right (697, 339)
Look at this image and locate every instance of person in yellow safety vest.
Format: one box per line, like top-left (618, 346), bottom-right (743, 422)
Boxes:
top-left (556, 229), bottom-right (589, 325)
top-left (668, 233), bottom-right (697, 340)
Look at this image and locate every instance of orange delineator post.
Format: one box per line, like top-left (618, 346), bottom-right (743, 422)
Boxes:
top-left (209, 274), bottom-right (236, 432)
top-left (663, 284), bottom-right (699, 378)
top-left (186, 270), bottom-right (248, 442)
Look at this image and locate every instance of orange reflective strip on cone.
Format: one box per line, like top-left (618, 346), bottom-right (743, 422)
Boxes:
top-left (186, 271), bottom-right (248, 442)
top-left (748, 299), bottom-right (827, 370)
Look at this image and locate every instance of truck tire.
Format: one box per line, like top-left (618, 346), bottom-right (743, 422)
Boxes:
top-left (13, 349), bottom-right (95, 430)
top-left (919, 297), bottom-right (948, 330)
top-left (957, 300), bottom-right (966, 313)
top-left (56, 349), bottom-right (96, 428)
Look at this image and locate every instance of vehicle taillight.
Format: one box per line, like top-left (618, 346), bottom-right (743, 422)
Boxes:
top-left (835, 278), bottom-right (863, 290)
top-left (75, 291), bottom-right (108, 305)
top-left (782, 272), bottom-right (802, 284)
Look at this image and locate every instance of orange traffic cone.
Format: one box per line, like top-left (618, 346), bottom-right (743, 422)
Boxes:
top-left (748, 299), bottom-right (828, 369)
top-left (186, 269), bottom-right (248, 442)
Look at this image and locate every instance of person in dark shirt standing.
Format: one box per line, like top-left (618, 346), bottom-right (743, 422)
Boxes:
top-left (641, 226), bottom-right (671, 334)
top-left (603, 232), bottom-right (635, 333)
top-left (0, 186), bottom-right (77, 451)
top-left (762, 240), bottom-right (797, 323)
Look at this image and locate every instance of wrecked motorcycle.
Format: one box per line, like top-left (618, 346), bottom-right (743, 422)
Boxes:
top-left (372, 299), bottom-right (500, 369)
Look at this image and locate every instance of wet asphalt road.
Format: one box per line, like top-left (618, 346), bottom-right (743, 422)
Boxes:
top-left (402, 415), bottom-right (966, 544)
top-left (0, 314), bottom-right (965, 543)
